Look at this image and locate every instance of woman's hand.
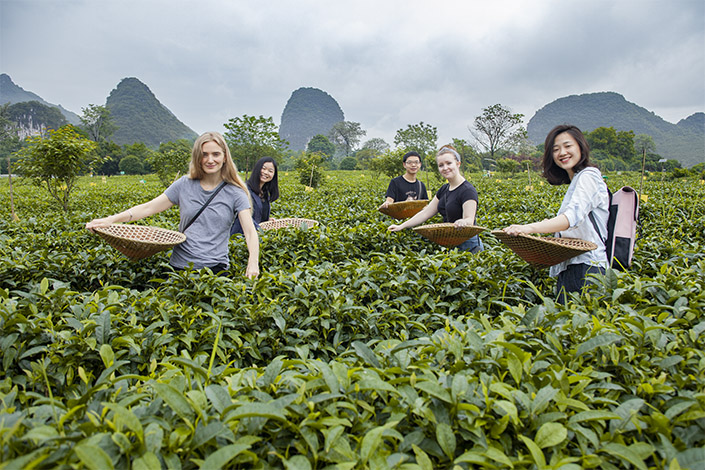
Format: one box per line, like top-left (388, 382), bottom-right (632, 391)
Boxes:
top-left (454, 218), bottom-right (472, 228)
top-left (245, 260), bottom-right (259, 279)
top-left (388, 224), bottom-right (404, 232)
top-left (503, 224), bottom-right (533, 236)
top-left (85, 216), bottom-right (116, 233)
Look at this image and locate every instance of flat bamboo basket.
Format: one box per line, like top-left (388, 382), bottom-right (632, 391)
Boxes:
top-left (413, 223), bottom-right (487, 247)
top-left (379, 200), bottom-right (428, 219)
top-left (259, 218), bottom-right (319, 231)
top-left (93, 224), bottom-right (186, 261)
top-left (491, 230), bottom-right (597, 267)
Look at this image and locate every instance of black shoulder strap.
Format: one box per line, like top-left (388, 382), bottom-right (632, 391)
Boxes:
top-left (182, 181), bottom-right (227, 233)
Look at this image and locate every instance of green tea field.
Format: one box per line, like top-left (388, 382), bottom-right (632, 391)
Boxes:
top-left (1, 171), bottom-right (704, 469)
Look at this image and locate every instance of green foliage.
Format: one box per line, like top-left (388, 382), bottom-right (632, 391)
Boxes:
top-left (496, 157), bottom-right (520, 174)
top-left (527, 92), bottom-right (704, 168)
top-left (369, 148), bottom-right (406, 179)
top-left (118, 155), bottom-right (144, 175)
top-left (80, 104), bottom-right (117, 142)
top-left (339, 156), bottom-right (358, 170)
top-left (224, 114), bottom-right (288, 172)
top-left (394, 121), bottom-right (438, 157)
top-left (305, 134), bottom-right (335, 161)
top-left (94, 140), bottom-right (124, 176)
top-left (295, 152), bottom-right (326, 188)
top-left (452, 138), bottom-right (482, 172)
top-left (5, 100), bottom-right (68, 136)
top-left (329, 121), bottom-right (366, 157)
top-left (0, 104), bottom-right (23, 172)
top-left (106, 77), bottom-right (198, 147)
top-left (471, 104), bottom-right (527, 158)
top-left (148, 140), bottom-right (190, 188)
top-left (361, 137), bottom-right (390, 154)
top-left (586, 126), bottom-right (637, 167)
top-left (15, 125), bottom-right (100, 211)
top-left (0, 172), bottom-right (704, 468)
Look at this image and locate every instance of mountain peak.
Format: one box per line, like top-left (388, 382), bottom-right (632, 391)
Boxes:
top-left (106, 76), bottom-right (197, 147)
top-left (527, 92), bottom-right (704, 167)
top-left (279, 87), bottom-right (345, 151)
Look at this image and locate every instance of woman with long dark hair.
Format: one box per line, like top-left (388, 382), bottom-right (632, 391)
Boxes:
top-left (231, 156), bottom-right (279, 234)
top-left (502, 124), bottom-right (609, 301)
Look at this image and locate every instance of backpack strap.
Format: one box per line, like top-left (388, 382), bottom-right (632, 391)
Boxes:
top-left (588, 211), bottom-right (606, 243)
top-left (182, 181), bottom-right (227, 233)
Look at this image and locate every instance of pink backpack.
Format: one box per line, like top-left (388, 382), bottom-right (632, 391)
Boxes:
top-left (590, 186), bottom-right (640, 270)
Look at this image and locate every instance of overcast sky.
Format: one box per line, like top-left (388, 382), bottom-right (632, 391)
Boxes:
top-left (2, 0), bottom-right (704, 146)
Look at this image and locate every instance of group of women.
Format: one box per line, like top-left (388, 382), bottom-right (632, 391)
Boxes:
top-left (86, 124), bottom-right (610, 301)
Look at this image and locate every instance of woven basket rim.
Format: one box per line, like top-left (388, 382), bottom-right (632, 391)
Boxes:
top-left (412, 223), bottom-right (487, 247)
top-left (490, 230), bottom-right (597, 267)
top-left (379, 199), bottom-right (429, 219)
top-left (490, 230), bottom-right (597, 250)
top-left (93, 224), bottom-right (186, 245)
top-left (93, 224), bottom-right (186, 260)
top-left (259, 217), bottom-right (319, 231)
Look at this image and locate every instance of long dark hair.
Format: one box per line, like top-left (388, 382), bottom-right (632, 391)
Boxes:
top-left (247, 157), bottom-right (279, 202)
top-left (542, 124), bottom-right (593, 185)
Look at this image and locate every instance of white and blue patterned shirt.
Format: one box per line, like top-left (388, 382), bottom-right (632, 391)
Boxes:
top-left (549, 167), bottom-right (610, 277)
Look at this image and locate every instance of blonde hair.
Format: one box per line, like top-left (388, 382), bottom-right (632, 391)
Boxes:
top-left (437, 144), bottom-right (461, 162)
top-left (189, 131), bottom-right (248, 194)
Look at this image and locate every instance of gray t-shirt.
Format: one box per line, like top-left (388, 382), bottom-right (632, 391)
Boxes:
top-left (165, 176), bottom-right (251, 269)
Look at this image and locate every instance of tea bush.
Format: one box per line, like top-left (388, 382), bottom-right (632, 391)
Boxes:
top-left (0, 171), bottom-right (704, 469)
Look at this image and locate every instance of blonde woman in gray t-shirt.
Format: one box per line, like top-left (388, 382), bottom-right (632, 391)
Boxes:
top-left (86, 132), bottom-right (259, 278)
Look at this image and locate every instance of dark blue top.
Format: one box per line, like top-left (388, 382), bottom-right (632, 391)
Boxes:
top-left (230, 187), bottom-right (270, 235)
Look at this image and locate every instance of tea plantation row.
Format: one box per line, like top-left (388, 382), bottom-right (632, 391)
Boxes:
top-left (0, 172), bottom-right (704, 469)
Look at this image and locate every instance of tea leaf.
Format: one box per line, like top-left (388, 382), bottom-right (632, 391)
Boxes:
top-left (535, 422), bottom-right (567, 448)
top-left (201, 443), bottom-right (251, 469)
top-left (74, 444), bottom-right (114, 470)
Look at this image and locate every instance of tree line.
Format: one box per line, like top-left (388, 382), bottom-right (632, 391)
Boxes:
top-left (1, 101), bottom-right (698, 212)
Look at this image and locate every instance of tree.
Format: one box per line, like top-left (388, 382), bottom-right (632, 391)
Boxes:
top-left (339, 156), bottom-right (358, 170)
top-left (451, 138), bottom-right (481, 171)
top-left (148, 140), bottom-right (190, 188)
top-left (295, 152), bottom-right (326, 188)
top-left (224, 115), bottom-right (288, 172)
top-left (496, 158), bottom-right (520, 174)
top-left (394, 122), bottom-right (438, 158)
top-left (470, 104), bottom-right (526, 160)
top-left (369, 148), bottom-right (407, 179)
top-left (306, 134), bottom-right (335, 161)
top-left (586, 127), bottom-right (637, 168)
top-left (80, 104), bottom-right (117, 142)
top-left (15, 125), bottom-right (101, 211)
top-left (328, 121), bottom-right (366, 157)
top-left (119, 155), bottom-right (144, 175)
top-left (361, 138), bottom-right (390, 154)
top-left (94, 140), bottom-right (123, 175)
top-left (0, 104), bottom-right (22, 173)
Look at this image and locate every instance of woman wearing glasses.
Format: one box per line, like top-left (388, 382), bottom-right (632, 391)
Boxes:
top-left (388, 145), bottom-right (483, 253)
top-left (379, 151), bottom-right (428, 209)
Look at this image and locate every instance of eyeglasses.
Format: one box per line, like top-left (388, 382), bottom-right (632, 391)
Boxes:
top-left (405, 160), bottom-right (421, 166)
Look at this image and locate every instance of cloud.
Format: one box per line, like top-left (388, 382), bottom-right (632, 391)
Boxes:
top-left (2, 0), bottom-right (703, 146)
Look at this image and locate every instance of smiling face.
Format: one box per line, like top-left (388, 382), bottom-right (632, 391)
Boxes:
top-left (552, 132), bottom-right (581, 179)
top-left (436, 152), bottom-right (460, 181)
top-left (200, 141), bottom-right (225, 176)
top-left (260, 161), bottom-right (275, 185)
top-left (403, 156), bottom-right (422, 176)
